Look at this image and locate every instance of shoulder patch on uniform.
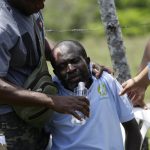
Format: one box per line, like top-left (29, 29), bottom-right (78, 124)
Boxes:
top-left (98, 82), bottom-right (107, 96)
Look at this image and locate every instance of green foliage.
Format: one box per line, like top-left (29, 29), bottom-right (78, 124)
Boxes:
top-left (118, 8), bottom-right (150, 36)
top-left (43, 0), bottom-right (150, 40)
top-left (43, 0), bottom-right (100, 40)
top-left (80, 36), bottom-right (150, 102)
top-left (45, 0), bottom-right (150, 106)
top-left (116, 0), bottom-right (150, 8)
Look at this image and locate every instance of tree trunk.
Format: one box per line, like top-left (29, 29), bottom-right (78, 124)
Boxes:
top-left (97, 0), bottom-right (131, 83)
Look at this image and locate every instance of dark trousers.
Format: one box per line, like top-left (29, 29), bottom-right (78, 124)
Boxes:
top-left (0, 112), bottom-right (49, 150)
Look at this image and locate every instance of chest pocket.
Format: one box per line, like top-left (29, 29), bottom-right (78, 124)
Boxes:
top-left (22, 32), bottom-right (38, 66)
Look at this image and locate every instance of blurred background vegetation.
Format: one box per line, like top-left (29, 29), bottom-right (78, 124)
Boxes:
top-left (43, 0), bottom-right (150, 102)
top-left (43, 0), bottom-right (150, 39)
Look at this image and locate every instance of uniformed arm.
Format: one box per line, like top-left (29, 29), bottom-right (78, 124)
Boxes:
top-left (0, 77), bottom-right (89, 120)
top-left (122, 118), bottom-right (142, 150)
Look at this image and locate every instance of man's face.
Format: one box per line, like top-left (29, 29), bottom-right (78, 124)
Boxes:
top-left (12, 0), bottom-right (45, 15)
top-left (53, 47), bottom-right (91, 91)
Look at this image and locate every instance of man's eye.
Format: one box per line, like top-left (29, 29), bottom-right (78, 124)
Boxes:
top-left (71, 58), bottom-right (80, 64)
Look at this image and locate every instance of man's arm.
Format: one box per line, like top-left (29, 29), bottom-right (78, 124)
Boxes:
top-left (139, 40), bottom-right (150, 72)
top-left (128, 40), bottom-right (150, 107)
top-left (0, 78), bottom-right (89, 120)
top-left (120, 65), bottom-right (150, 107)
top-left (122, 118), bottom-right (142, 150)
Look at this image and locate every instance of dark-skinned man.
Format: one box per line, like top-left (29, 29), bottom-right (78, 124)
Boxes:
top-left (0, 0), bottom-right (90, 149)
top-left (47, 40), bottom-right (142, 150)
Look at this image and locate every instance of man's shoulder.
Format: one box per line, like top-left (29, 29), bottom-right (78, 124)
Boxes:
top-left (52, 76), bottom-right (59, 83)
top-left (99, 71), bottom-right (115, 83)
top-left (96, 71), bottom-right (120, 94)
top-left (52, 76), bottom-right (62, 89)
top-left (0, 3), bottom-right (15, 30)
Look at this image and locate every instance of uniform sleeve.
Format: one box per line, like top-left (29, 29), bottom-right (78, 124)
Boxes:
top-left (0, 28), bottom-right (16, 77)
top-left (102, 72), bottom-right (134, 123)
top-left (112, 78), bottom-right (134, 123)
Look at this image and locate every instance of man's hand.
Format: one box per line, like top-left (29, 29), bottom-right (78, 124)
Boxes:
top-left (92, 63), bottom-right (113, 79)
top-left (119, 79), bottom-right (147, 108)
top-left (50, 95), bottom-right (90, 120)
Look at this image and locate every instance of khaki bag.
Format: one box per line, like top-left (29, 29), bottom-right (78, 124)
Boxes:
top-left (13, 17), bottom-right (57, 129)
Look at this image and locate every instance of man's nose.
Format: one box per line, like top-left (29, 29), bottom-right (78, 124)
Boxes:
top-left (67, 64), bottom-right (75, 72)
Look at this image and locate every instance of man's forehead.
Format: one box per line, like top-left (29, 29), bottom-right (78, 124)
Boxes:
top-left (53, 48), bottom-right (62, 59)
top-left (54, 45), bottom-right (74, 55)
top-left (54, 47), bottom-right (80, 60)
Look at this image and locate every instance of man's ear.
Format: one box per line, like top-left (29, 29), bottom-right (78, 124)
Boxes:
top-left (53, 69), bottom-right (58, 76)
top-left (86, 57), bottom-right (90, 65)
